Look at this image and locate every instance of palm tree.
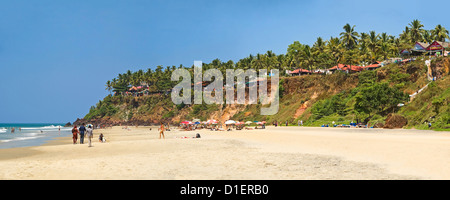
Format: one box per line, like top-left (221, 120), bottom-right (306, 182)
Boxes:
top-left (367, 31), bottom-right (379, 62)
top-left (313, 37), bottom-right (325, 52)
top-left (106, 80), bottom-right (112, 95)
top-left (390, 38), bottom-right (402, 58)
top-left (431, 24), bottom-right (450, 42)
top-left (399, 26), bottom-right (411, 42)
top-left (326, 37), bottom-right (344, 66)
top-left (422, 30), bottom-right (433, 43)
top-left (340, 23), bottom-right (360, 50)
top-left (300, 45), bottom-right (315, 72)
top-left (408, 19), bottom-right (425, 43)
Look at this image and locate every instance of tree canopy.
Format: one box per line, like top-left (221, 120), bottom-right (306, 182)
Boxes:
top-left (105, 20), bottom-right (449, 94)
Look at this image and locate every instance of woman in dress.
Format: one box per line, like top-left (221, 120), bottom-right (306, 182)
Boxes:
top-left (72, 125), bottom-right (79, 144)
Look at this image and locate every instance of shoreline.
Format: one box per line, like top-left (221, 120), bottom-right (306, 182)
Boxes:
top-left (1, 126), bottom-right (449, 180)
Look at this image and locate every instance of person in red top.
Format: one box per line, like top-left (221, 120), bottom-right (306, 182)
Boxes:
top-left (72, 126), bottom-right (79, 144)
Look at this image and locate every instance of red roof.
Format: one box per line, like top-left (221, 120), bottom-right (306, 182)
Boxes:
top-left (362, 63), bottom-right (381, 69)
top-left (330, 64), bottom-right (363, 71)
top-left (289, 68), bottom-right (312, 74)
top-left (426, 41), bottom-right (446, 51)
top-left (342, 65), bottom-right (363, 71)
top-left (329, 64), bottom-right (345, 70)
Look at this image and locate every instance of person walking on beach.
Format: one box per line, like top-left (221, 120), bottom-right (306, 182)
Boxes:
top-left (79, 123), bottom-right (86, 144)
top-left (86, 125), bottom-right (93, 147)
top-left (159, 122), bottom-right (165, 139)
top-left (72, 126), bottom-right (79, 144)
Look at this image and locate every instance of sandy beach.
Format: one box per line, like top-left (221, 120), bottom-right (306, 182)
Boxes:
top-left (0, 126), bottom-right (449, 180)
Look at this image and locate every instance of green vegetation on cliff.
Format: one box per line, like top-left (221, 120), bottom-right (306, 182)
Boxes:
top-left (81, 20), bottom-right (450, 130)
top-left (83, 58), bottom-right (449, 130)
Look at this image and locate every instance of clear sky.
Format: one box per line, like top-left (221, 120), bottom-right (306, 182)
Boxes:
top-left (0, 0), bottom-right (449, 123)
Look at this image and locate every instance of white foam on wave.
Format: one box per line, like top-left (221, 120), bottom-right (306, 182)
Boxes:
top-left (21, 125), bottom-right (63, 130)
top-left (0, 136), bottom-right (43, 143)
top-left (0, 128), bottom-right (7, 133)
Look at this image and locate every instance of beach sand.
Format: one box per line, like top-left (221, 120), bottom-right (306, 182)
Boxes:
top-left (0, 126), bottom-right (449, 180)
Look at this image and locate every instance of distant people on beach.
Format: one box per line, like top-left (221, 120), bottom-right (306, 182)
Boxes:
top-left (159, 122), bottom-right (165, 139)
top-left (86, 125), bottom-right (93, 147)
top-left (72, 126), bottom-right (79, 144)
top-left (99, 133), bottom-right (106, 143)
top-left (11, 127), bottom-right (15, 133)
top-left (79, 123), bottom-right (86, 144)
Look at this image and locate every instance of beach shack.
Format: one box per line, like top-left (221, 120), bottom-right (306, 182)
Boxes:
top-left (289, 68), bottom-right (312, 76)
top-left (403, 42), bottom-right (429, 56)
top-left (400, 49), bottom-right (411, 56)
top-left (329, 64), bottom-right (363, 73)
top-left (426, 41), bottom-right (450, 55)
top-left (328, 64), bottom-right (345, 73)
top-left (362, 61), bottom-right (382, 71)
top-left (342, 65), bottom-right (363, 73)
top-left (414, 42), bottom-right (429, 52)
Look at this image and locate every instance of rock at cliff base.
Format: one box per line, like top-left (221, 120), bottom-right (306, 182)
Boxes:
top-left (384, 113), bottom-right (408, 129)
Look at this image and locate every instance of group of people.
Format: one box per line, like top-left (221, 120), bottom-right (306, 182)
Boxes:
top-left (71, 123), bottom-right (105, 147)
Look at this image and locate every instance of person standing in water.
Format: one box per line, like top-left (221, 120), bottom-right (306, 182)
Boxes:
top-left (86, 125), bottom-right (93, 147)
top-left (159, 122), bottom-right (165, 139)
top-left (72, 126), bottom-right (79, 144)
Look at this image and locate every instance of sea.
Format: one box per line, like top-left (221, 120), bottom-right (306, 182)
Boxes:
top-left (0, 123), bottom-right (72, 149)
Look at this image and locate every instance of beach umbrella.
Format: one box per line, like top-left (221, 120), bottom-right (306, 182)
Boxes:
top-left (225, 120), bottom-right (236, 125)
top-left (192, 119), bottom-right (201, 122)
top-left (207, 119), bottom-right (218, 124)
top-left (253, 121), bottom-right (259, 123)
top-left (194, 121), bottom-right (200, 124)
top-left (236, 121), bottom-right (244, 125)
top-left (245, 121), bottom-right (253, 125)
top-left (181, 121), bottom-right (191, 124)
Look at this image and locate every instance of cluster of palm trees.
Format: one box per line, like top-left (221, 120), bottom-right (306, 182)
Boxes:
top-left (106, 65), bottom-right (176, 94)
top-left (105, 20), bottom-right (449, 94)
top-left (401, 20), bottom-right (450, 44)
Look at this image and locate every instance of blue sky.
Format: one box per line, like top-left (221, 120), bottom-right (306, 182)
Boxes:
top-left (0, 0), bottom-right (449, 123)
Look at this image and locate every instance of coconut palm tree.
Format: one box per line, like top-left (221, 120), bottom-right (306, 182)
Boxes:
top-left (367, 31), bottom-right (380, 62)
top-left (408, 19), bottom-right (425, 43)
top-left (106, 80), bottom-right (112, 94)
top-left (299, 45), bottom-right (315, 72)
top-left (422, 30), bottom-right (433, 43)
top-left (340, 23), bottom-right (360, 50)
top-left (326, 37), bottom-right (344, 66)
top-left (431, 24), bottom-right (450, 42)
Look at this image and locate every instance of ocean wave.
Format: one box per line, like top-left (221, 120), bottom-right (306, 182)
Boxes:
top-left (0, 128), bottom-right (7, 133)
top-left (21, 125), bottom-right (63, 130)
top-left (0, 136), bottom-right (43, 143)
